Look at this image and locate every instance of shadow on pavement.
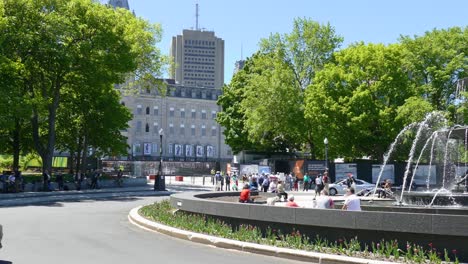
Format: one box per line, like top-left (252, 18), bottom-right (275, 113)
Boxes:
top-left (0, 260), bottom-right (13, 264)
top-left (1, 192), bottom-right (175, 208)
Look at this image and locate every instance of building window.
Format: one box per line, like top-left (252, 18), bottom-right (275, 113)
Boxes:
top-left (201, 110), bottom-right (206, 120)
top-left (170, 107), bottom-right (174, 117)
top-left (191, 109), bottom-right (196, 119)
top-left (180, 124), bottom-right (185, 136)
top-left (227, 149), bottom-right (232, 156)
top-left (152, 143), bottom-right (158, 154)
top-left (153, 106), bottom-right (158, 116)
top-left (146, 107), bottom-right (150, 115)
top-left (180, 108), bottom-right (185, 118)
top-left (191, 125), bottom-right (196, 136)
top-left (153, 123), bottom-right (158, 133)
top-left (136, 105), bottom-right (142, 115)
top-left (201, 125), bottom-right (206, 137)
top-left (169, 124), bottom-right (174, 135)
top-left (136, 121), bottom-right (142, 132)
top-left (121, 102), bottom-right (125, 106)
top-left (211, 111), bottom-right (216, 119)
top-left (211, 126), bottom-right (217, 137)
top-left (145, 123), bottom-right (150, 133)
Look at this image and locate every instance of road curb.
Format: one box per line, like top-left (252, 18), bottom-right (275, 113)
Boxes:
top-left (128, 206), bottom-right (394, 264)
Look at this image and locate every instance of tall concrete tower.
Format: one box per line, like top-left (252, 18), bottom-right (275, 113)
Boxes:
top-left (108, 0), bottom-right (130, 10)
top-left (170, 5), bottom-right (224, 89)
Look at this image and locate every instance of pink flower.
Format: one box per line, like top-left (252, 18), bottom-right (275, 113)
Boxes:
top-left (452, 249), bottom-right (458, 255)
top-left (428, 243), bottom-right (433, 249)
top-left (377, 243), bottom-right (380, 248)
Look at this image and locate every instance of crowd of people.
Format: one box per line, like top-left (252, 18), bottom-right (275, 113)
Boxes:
top-left (231, 170), bottom-right (362, 211)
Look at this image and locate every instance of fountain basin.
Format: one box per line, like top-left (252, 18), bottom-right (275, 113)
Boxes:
top-left (402, 191), bottom-right (468, 206)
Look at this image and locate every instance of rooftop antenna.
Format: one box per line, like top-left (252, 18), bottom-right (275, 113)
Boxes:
top-left (195, 3), bottom-right (199, 30)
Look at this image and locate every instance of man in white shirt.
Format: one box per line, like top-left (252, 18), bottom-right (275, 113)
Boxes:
top-left (342, 188), bottom-right (361, 211)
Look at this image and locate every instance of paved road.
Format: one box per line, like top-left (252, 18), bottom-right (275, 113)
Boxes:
top-left (0, 194), bottom-right (305, 264)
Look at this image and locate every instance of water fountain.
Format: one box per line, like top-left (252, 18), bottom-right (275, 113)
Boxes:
top-left (372, 111), bottom-right (468, 207)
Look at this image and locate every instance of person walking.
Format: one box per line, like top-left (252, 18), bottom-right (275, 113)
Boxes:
top-left (314, 174), bottom-right (323, 199)
top-left (262, 176), bottom-right (270, 192)
top-left (322, 171), bottom-right (330, 192)
top-left (42, 170), bottom-right (51, 192)
top-left (56, 173), bottom-right (64, 191)
top-left (225, 174), bottom-right (231, 191)
top-left (303, 174), bottom-right (310, 192)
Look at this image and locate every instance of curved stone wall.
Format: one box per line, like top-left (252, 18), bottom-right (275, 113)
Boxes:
top-left (170, 192), bottom-right (468, 261)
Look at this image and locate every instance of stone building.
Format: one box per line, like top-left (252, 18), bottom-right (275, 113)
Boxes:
top-left (119, 81), bottom-right (232, 162)
top-left (109, 0), bottom-right (232, 163)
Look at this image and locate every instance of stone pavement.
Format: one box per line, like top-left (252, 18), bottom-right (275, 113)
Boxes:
top-left (0, 180), bottom-right (212, 207)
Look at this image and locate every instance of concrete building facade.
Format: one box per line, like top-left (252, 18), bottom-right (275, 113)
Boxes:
top-left (171, 30), bottom-right (225, 89)
top-left (108, 0), bottom-right (232, 163)
top-left (119, 81), bottom-right (232, 162)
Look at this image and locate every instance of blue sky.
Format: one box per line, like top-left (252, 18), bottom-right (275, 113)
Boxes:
top-left (119, 0), bottom-right (467, 83)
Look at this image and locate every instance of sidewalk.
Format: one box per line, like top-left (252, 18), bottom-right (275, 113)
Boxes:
top-left (0, 180), bottom-right (213, 207)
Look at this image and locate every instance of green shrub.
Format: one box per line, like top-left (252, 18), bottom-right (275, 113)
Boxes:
top-left (140, 200), bottom-right (460, 264)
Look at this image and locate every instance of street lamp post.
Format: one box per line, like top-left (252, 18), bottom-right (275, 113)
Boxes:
top-left (324, 137), bottom-right (329, 170)
top-left (154, 128), bottom-right (164, 191)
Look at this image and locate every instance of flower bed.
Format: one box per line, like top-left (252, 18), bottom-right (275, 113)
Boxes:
top-left (140, 200), bottom-right (460, 264)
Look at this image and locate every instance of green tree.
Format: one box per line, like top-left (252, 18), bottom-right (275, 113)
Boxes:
top-left (0, 0), bottom-right (164, 172)
top-left (217, 57), bottom-right (259, 153)
top-left (218, 18), bottom-right (342, 156)
top-left (400, 27), bottom-right (468, 111)
top-left (305, 43), bottom-right (414, 160)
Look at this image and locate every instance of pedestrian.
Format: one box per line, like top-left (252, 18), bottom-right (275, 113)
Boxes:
top-left (258, 174), bottom-right (265, 189)
top-left (277, 180), bottom-right (288, 201)
top-left (286, 195), bottom-right (300, 208)
top-left (220, 174), bottom-right (224, 191)
top-left (75, 172), bottom-right (82, 191)
top-left (42, 170), bottom-right (51, 192)
top-left (314, 174), bottom-right (323, 199)
top-left (342, 188), bottom-right (361, 211)
top-left (262, 176), bottom-right (270, 192)
top-left (268, 180), bottom-right (277, 193)
top-left (346, 173), bottom-right (356, 189)
top-left (303, 174), bottom-right (310, 192)
top-left (56, 173), bottom-right (64, 191)
top-left (239, 183), bottom-right (253, 203)
top-left (249, 177), bottom-right (259, 191)
top-left (225, 173), bottom-right (231, 191)
top-left (314, 190), bottom-right (334, 209)
top-left (322, 171), bottom-right (330, 192)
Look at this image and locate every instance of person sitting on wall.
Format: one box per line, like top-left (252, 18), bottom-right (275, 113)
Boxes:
top-left (286, 195), bottom-right (300, 208)
top-left (276, 181), bottom-right (288, 201)
top-left (239, 184), bottom-right (253, 203)
top-left (249, 177), bottom-right (259, 191)
top-left (342, 188), bottom-right (361, 211)
top-left (314, 190), bottom-right (334, 209)
top-left (268, 180), bottom-right (277, 193)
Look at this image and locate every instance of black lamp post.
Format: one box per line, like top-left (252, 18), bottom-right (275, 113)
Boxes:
top-left (324, 137), bottom-right (329, 170)
top-left (154, 128), bottom-right (164, 191)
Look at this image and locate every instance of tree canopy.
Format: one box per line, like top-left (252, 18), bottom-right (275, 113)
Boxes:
top-left (217, 21), bottom-right (468, 161)
top-left (0, 0), bottom-right (164, 171)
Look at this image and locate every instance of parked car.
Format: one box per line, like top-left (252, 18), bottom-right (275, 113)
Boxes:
top-left (328, 178), bottom-right (375, 196)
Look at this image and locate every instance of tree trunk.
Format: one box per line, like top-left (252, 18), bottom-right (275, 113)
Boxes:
top-left (69, 151), bottom-right (75, 174)
top-left (12, 118), bottom-right (21, 171)
top-left (81, 135), bottom-right (88, 174)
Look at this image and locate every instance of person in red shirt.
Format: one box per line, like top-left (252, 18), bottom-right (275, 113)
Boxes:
top-left (286, 195), bottom-right (300, 207)
top-left (239, 184), bottom-right (253, 203)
